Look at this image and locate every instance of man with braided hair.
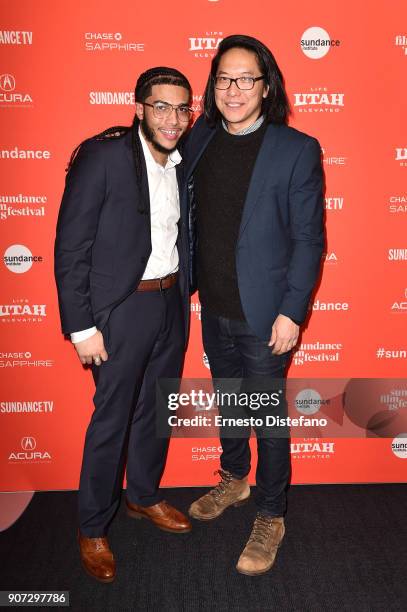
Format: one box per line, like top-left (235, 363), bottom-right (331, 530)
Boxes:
top-left (55, 67), bottom-right (193, 582)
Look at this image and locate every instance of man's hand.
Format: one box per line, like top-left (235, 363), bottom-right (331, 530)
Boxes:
top-left (268, 314), bottom-right (299, 355)
top-left (74, 330), bottom-right (108, 366)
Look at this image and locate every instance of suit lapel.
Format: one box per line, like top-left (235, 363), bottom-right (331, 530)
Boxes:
top-left (124, 129), bottom-right (151, 216)
top-left (238, 124), bottom-right (281, 241)
top-left (186, 125), bottom-right (217, 179)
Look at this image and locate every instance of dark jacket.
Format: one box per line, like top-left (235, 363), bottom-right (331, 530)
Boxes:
top-left (182, 116), bottom-right (325, 341)
top-left (54, 130), bottom-right (190, 340)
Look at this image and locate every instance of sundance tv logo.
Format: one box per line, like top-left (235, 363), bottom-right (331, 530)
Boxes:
top-left (3, 245), bottom-right (43, 273)
top-left (188, 32), bottom-right (223, 58)
top-left (8, 436), bottom-right (52, 463)
top-left (0, 74), bottom-right (33, 107)
top-left (0, 30), bottom-right (32, 45)
top-left (301, 27), bottom-right (340, 59)
top-left (293, 87), bottom-right (344, 113)
top-left (84, 32), bottom-right (144, 52)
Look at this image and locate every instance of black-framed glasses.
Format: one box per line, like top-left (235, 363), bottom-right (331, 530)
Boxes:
top-left (214, 75), bottom-right (265, 90)
top-left (143, 101), bottom-right (192, 122)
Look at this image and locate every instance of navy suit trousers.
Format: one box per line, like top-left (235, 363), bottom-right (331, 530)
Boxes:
top-left (78, 283), bottom-right (184, 537)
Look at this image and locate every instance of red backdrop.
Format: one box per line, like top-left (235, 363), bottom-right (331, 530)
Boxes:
top-left (1, 0), bottom-right (406, 491)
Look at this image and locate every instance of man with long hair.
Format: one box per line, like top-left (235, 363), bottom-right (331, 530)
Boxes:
top-left (185, 35), bottom-right (324, 575)
top-left (55, 67), bottom-right (193, 582)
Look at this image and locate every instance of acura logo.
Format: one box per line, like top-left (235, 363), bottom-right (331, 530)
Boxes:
top-left (0, 74), bottom-right (16, 92)
top-left (21, 436), bottom-right (36, 450)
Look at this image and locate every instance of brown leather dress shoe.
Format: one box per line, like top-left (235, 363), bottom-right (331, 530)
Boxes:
top-left (78, 532), bottom-right (116, 583)
top-left (126, 499), bottom-right (192, 533)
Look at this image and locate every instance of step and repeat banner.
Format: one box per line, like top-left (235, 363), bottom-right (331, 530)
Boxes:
top-left (1, 0), bottom-right (406, 492)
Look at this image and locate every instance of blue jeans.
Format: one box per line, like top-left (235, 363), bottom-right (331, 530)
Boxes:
top-left (201, 307), bottom-right (291, 517)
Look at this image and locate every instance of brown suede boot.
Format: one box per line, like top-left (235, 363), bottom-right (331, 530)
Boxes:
top-left (236, 514), bottom-right (285, 576)
top-left (188, 469), bottom-right (250, 521)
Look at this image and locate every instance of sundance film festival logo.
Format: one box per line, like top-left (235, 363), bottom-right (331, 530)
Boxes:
top-left (0, 350), bottom-right (53, 368)
top-left (0, 30), bottom-right (33, 45)
top-left (3, 245), bottom-right (43, 273)
top-left (293, 342), bottom-right (343, 366)
top-left (381, 390), bottom-right (407, 411)
top-left (390, 288), bottom-right (407, 313)
top-left (188, 32), bottom-right (223, 58)
top-left (84, 32), bottom-right (144, 52)
top-left (300, 27), bottom-right (341, 59)
top-left (293, 87), bottom-right (344, 113)
top-left (0, 194), bottom-right (47, 220)
top-left (190, 300), bottom-right (202, 320)
top-left (89, 91), bottom-right (135, 105)
top-left (388, 195), bottom-right (407, 213)
top-left (0, 299), bottom-right (47, 324)
top-left (395, 147), bottom-right (407, 166)
top-left (8, 436), bottom-right (52, 463)
top-left (395, 35), bottom-right (407, 56)
top-left (0, 74), bottom-right (33, 107)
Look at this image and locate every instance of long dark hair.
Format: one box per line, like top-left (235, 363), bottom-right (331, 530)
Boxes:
top-left (66, 66), bottom-right (192, 186)
top-left (203, 34), bottom-right (290, 126)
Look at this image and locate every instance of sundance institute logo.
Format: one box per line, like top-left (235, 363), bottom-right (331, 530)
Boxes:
top-left (301, 27), bottom-right (340, 59)
top-left (3, 244), bottom-right (43, 273)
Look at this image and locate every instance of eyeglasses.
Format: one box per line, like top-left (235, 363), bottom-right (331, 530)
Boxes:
top-left (214, 75), bottom-right (265, 90)
top-left (143, 101), bottom-right (192, 122)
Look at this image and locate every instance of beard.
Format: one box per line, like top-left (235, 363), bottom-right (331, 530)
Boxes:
top-left (140, 117), bottom-right (178, 155)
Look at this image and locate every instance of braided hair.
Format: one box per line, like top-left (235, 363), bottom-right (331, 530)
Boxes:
top-left (66, 66), bottom-right (192, 184)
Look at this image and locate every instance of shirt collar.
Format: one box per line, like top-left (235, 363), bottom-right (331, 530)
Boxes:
top-left (222, 114), bottom-right (265, 136)
top-left (138, 126), bottom-right (182, 170)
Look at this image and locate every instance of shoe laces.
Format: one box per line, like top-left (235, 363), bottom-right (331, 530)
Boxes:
top-left (209, 469), bottom-right (234, 499)
top-left (248, 513), bottom-right (275, 546)
top-left (94, 538), bottom-right (106, 552)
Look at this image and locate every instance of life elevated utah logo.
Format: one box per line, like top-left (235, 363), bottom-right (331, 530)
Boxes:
top-left (395, 35), bottom-right (407, 56)
top-left (301, 27), bottom-right (341, 59)
top-left (188, 32), bottom-right (223, 58)
top-left (0, 74), bottom-right (33, 107)
top-left (293, 87), bottom-right (344, 113)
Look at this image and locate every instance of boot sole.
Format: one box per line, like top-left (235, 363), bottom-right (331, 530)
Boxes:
top-left (126, 508), bottom-right (192, 533)
top-left (189, 494), bottom-right (250, 521)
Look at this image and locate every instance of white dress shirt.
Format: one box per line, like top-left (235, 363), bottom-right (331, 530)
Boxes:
top-left (71, 128), bottom-right (182, 344)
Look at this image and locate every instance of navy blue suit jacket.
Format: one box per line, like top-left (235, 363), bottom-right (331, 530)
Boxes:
top-left (183, 116), bottom-right (325, 341)
top-left (55, 130), bottom-right (190, 340)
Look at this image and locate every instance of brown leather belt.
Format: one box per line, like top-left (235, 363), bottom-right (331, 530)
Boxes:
top-left (136, 272), bottom-right (178, 292)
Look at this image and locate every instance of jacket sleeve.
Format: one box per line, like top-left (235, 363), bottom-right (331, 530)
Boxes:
top-left (278, 137), bottom-right (325, 324)
top-left (54, 140), bottom-right (106, 334)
